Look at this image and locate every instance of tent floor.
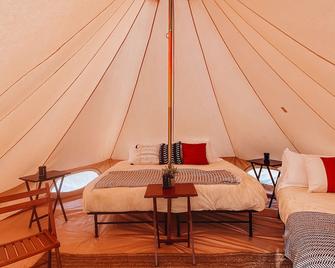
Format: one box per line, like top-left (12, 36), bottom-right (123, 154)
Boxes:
top-left (0, 196), bottom-right (284, 267)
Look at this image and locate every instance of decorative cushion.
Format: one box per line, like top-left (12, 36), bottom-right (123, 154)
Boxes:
top-left (180, 138), bottom-right (218, 163)
top-left (182, 143), bottom-right (209, 165)
top-left (128, 144), bottom-right (160, 165)
top-left (305, 156), bottom-right (335, 193)
top-left (159, 142), bottom-right (183, 165)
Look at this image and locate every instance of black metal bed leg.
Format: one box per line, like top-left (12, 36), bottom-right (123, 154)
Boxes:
top-left (164, 213), bottom-right (168, 236)
top-left (176, 214), bottom-right (181, 237)
top-left (94, 214), bottom-right (99, 238)
top-left (248, 211), bottom-right (253, 237)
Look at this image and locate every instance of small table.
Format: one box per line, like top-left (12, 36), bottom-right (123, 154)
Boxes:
top-left (144, 183), bottom-right (198, 266)
top-left (248, 159), bottom-right (282, 208)
top-left (19, 170), bottom-right (71, 231)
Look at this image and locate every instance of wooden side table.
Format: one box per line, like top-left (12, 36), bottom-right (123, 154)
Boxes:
top-left (19, 170), bottom-right (71, 231)
top-left (144, 183), bottom-right (198, 266)
top-left (248, 159), bottom-right (282, 208)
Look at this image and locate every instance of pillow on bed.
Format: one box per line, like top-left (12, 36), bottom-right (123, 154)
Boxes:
top-left (182, 143), bottom-right (209, 165)
top-left (128, 144), bottom-right (160, 165)
top-left (305, 156), bottom-right (335, 193)
top-left (278, 148), bottom-right (308, 190)
top-left (159, 142), bottom-right (183, 165)
top-left (180, 138), bottom-right (218, 163)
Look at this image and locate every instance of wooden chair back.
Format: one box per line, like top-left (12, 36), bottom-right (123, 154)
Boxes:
top-left (0, 184), bottom-right (57, 236)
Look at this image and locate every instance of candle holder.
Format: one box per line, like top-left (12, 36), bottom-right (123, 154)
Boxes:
top-left (38, 166), bottom-right (47, 179)
top-left (264, 153), bottom-right (270, 165)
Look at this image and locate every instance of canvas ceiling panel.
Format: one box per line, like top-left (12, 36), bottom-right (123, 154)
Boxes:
top-left (112, 0), bottom-right (168, 160)
top-left (0, 0), bottom-right (125, 119)
top-left (0, 0), bottom-right (144, 192)
top-left (238, 0), bottom-right (335, 63)
top-left (189, 0), bottom-right (294, 160)
top-left (0, 0), bottom-right (112, 92)
top-left (228, 0), bottom-right (335, 94)
top-left (0, 0), bottom-right (133, 157)
top-left (204, 0), bottom-right (335, 155)
top-left (218, 0), bottom-right (335, 128)
top-left (173, 0), bottom-right (234, 157)
top-left (47, 0), bottom-right (159, 168)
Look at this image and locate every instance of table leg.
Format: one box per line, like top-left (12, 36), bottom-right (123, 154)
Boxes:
top-left (166, 198), bottom-right (172, 245)
top-left (152, 198), bottom-right (159, 266)
top-left (267, 166), bottom-right (277, 208)
top-left (188, 197), bottom-right (195, 265)
top-left (52, 177), bottom-right (67, 221)
top-left (26, 181), bottom-right (42, 232)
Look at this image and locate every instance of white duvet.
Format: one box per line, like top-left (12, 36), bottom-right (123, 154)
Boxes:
top-left (83, 159), bottom-right (267, 213)
top-left (277, 186), bottom-right (335, 223)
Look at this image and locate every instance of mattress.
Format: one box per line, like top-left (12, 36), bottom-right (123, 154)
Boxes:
top-left (276, 186), bottom-right (335, 223)
top-left (83, 159), bottom-right (267, 213)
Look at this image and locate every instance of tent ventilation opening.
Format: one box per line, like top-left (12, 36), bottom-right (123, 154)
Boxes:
top-left (247, 168), bottom-right (280, 185)
top-left (51, 170), bottom-right (99, 193)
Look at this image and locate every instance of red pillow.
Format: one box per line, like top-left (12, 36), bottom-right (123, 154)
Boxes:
top-left (182, 143), bottom-right (209, 165)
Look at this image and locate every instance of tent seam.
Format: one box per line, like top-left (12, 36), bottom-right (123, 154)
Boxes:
top-left (187, 0), bottom-right (237, 156)
top-left (0, 0), bottom-right (127, 122)
top-left (201, 0), bottom-right (300, 152)
top-left (224, 0), bottom-right (334, 98)
top-left (42, 0), bottom-right (140, 165)
top-left (0, 0), bottom-right (138, 161)
top-left (0, 0), bottom-right (119, 98)
top-left (236, 0), bottom-right (335, 66)
top-left (109, 0), bottom-right (160, 159)
top-left (216, 0), bottom-right (335, 132)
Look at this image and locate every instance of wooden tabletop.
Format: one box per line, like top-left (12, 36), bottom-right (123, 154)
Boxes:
top-left (248, 158), bottom-right (282, 167)
top-left (19, 170), bottom-right (71, 182)
top-left (144, 183), bottom-right (198, 199)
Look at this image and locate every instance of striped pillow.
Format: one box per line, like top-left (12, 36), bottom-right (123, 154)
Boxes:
top-left (159, 142), bottom-right (183, 165)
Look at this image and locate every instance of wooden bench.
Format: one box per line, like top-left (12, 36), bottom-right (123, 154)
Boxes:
top-left (0, 184), bottom-right (61, 267)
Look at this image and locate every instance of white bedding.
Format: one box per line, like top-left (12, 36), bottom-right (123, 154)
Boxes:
top-left (83, 159), bottom-right (267, 213)
top-left (276, 186), bottom-right (335, 223)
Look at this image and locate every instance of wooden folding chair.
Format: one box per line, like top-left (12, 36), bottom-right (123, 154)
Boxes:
top-left (0, 183), bottom-right (61, 267)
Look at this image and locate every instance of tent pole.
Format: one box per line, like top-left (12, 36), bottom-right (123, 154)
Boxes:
top-left (167, 0), bottom-right (174, 168)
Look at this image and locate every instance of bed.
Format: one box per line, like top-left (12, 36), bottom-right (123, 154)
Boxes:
top-left (276, 176), bottom-right (335, 267)
top-left (83, 158), bottom-right (267, 237)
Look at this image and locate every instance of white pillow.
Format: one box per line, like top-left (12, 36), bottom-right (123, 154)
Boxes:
top-left (128, 144), bottom-right (160, 165)
top-left (181, 138), bottom-right (218, 163)
top-left (305, 156), bottom-right (335, 193)
top-left (277, 148), bottom-right (308, 190)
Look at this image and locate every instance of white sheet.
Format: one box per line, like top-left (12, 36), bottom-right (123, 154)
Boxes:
top-left (276, 186), bottom-right (335, 223)
top-left (83, 159), bottom-right (267, 213)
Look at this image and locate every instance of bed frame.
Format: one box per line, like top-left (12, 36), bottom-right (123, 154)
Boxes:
top-left (89, 210), bottom-right (254, 238)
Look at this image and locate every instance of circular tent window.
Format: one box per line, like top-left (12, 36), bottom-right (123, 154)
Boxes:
top-left (247, 168), bottom-right (280, 185)
top-left (51, 170), bottom-right (99, 193)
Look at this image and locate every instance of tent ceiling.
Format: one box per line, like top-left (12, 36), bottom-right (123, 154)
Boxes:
top-left (0, 0), bottom-right (334, 191)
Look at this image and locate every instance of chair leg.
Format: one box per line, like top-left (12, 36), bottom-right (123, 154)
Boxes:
top-left (55, 247), bottom-right (62, 268)
top-left (48, 250), bottom-right (52, 268)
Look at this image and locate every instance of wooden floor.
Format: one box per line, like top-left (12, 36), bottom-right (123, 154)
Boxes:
top-left (0, 195), bottom-right (284, 267)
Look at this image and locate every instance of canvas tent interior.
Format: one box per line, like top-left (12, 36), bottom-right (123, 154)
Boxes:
top-left (0, 0), bottom-right (334, 267)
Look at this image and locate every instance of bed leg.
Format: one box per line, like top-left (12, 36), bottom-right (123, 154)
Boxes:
top-left (94, 214), bottom-right (99, 238)
top-left (176, 214), bottom-right (181, 237)
top-left (164, 213), bottom-right (168, 236)
top-left (248, 211), bottom-right (253, 237)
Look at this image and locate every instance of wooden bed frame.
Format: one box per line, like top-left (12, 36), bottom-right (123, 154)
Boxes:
top-left (89, 210), bottom-right (254, 238)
